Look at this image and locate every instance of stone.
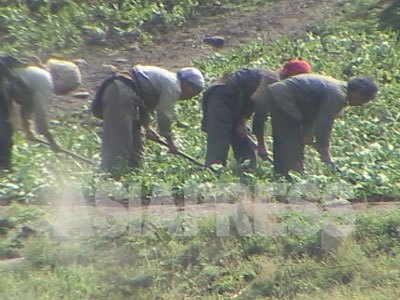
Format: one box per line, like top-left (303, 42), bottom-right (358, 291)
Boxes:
top-left (203, 36), bottom-right (225, 48)
top-left (46, 58), bottom-right (82, 95)
top-left (321, 223), bottom-right (352, 254)
top-left (72, 59), bottom-right (88, 68)
top-left (72, 91), bottom-right (90, 99)
top-left (114, 58), bottom-right (129, 63)
top-left (102, 64), bottom-right (118, 74)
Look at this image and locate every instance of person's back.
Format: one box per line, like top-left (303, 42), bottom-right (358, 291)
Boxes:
top-left (135, 65), bottom-right (179, 92)
top-left (8, 65), bottom-right (57, 148)
top-left (12, 66), bottom-right (53, 93)
top-left (0, 56), bottom-right (60, 170)
top-left (283, 74), bottom-right (345, 99)
top-left (204, 68), bottom-right (278, 110)
top-left (132, 65), bottom-right (181, 138)
top-left (11, 66), bottom-right (53, 112)
top-left (269, 74), bottom-right (347, 122)
top-left (232, 68), bottom-right (277, 99)
top-left (202, 67), bottom-right (278, 169)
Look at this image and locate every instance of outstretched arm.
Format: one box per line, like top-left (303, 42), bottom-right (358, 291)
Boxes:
top-left (32, 89), bottom-right (60, 151)
top-left (33, 105), bottom-right (60, 151)
top-left (252, 110), bottom-right (270, 159)
top-left (20, 105), bottom-right (35, 141)
top-left (157, 110), bottom-right (178, 154)
top-left (251, 77), bottom-right (275, 160)
top-left (314, 98), bottom-right (343, 165)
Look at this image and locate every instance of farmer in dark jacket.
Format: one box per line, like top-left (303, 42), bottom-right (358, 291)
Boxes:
top-left (252, 74), bottom-right (378, 177)
top-left (92, 65), bottom-right (204, 177)
top-left (201, 68), bottom-right (279, 169)
top-left (202, 60), bottom-right (311, 170)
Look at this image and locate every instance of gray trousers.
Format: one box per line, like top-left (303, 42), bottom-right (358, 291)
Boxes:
top-left (100, 79), bottom-right (142, 176)
top-left (264, 89), bottom-right (304, 177)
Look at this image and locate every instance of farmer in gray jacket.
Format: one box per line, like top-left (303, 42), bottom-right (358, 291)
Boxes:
top-left (0, 55), bottom-right (59, 170)
top-left (252, 74), bottom-right (378, 178)
top-left (92, 65), bottom-right (204, 177)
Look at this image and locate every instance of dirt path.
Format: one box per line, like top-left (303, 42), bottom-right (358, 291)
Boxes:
top-left (53, 0), bottom-right (340, 112)
top-left (0, 201), bottom-right (399, 242)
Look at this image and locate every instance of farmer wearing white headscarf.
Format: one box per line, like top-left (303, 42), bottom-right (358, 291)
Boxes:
top-left (92, 65), bottom-right (204, 177)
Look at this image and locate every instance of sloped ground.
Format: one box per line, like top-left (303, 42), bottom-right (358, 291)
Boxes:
top-left (53, 0), bottom-right (340, 112)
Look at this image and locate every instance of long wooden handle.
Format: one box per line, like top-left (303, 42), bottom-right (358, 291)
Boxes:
top-left (34, 138), bottom-right (96, 165)
top-left (147, 136), bottom-right (206, 168)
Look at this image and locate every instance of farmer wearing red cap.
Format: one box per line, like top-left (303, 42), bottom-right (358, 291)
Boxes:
top-left (202, 60), bottom-right (311, 170)
top-left (278, 59), bottom-right (312, 79)
top-left (92, 65), bottom-right (204, 177)
top-left (253, 59), bottom-right (312, 160)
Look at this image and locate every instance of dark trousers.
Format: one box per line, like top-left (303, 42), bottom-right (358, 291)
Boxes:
top-left (0, 87), bottom-right (12, 170)
top-left (0, 121), bottom-right (12, 170)
top-left (204, 87), bottom-right (256, 169)
top-left (268, 91), bottom-right (304, 177)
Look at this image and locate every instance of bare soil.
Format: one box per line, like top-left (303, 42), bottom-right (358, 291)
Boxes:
top-left (42, 0), bottom-right (399, 206)
top-left (52, 0), bottom-right (340, 112)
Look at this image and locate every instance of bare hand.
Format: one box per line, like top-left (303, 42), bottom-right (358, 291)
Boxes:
top-left (49, 142), bottom-right (61, 152)
top-left (319, 146), bottom-right (332, 165)
top-left (258, 150), bottom-right (270, 161)
top-left (304, 135), bottom-right (315, 145)
top-left (24, 131), bottom-right (36, 141)
top-left (167, 140), bottom-right (178, 154)
top-left (237, 125), bottom-right (248, 139)
top-left (257, 144), bottom-right (269, 160)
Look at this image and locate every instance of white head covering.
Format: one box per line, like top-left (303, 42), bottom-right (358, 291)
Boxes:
top-left (177, 67), bottom-right (205, 89)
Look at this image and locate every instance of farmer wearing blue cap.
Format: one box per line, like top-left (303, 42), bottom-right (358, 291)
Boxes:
top-left (92, 65), bottom-right (204, 177)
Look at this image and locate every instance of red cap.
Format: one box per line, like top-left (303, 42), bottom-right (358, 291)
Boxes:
top-left (279, 59), bottom-right (312, 79)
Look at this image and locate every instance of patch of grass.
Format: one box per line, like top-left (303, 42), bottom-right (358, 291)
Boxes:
top-left (1, 205), bottom-right (400, 299)
top-left (1, 0), bottom-right (400, 299)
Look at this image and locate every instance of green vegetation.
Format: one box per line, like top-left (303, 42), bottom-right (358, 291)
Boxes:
top-left (0, 0), bottom-right (269, 55)
top-left (0, 0), bottom-right (399, 299)
top-left (0, 203), bottom-right (400, 299)
top-left (0, 0), bottom-right (399, 204)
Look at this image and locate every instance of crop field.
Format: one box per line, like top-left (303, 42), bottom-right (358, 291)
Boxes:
top-left (0, 0), bottom-right (399, 299)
